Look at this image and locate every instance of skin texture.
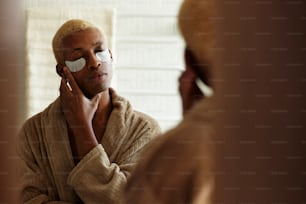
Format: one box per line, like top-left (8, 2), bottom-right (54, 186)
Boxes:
top-left (56, 28), bottom-right (113, 162)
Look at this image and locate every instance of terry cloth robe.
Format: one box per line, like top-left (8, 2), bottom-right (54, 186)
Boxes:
top-left (18, 88), bottom-right (161, 204)
top-left (124, 98), bottom-right (215, 204)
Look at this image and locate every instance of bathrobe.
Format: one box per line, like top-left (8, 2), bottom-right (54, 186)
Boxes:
top-left (18, 88), bottom-right (161, 204)
top-left (124, 98), bottom-right (215, 204)
top-left (124, 99), bottom-right (214, 204)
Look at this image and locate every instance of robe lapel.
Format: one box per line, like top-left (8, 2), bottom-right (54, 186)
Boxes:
top-left (41, 98), bottom-right (80, 201)
top-left (102, 89), bottom-right (127, 162)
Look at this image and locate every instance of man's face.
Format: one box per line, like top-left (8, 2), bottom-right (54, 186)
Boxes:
top-left (61, 28), bottom-right (113, 98)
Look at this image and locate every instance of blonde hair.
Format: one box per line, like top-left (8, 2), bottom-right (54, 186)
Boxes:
top-left (178, 0), bottom-right (215, 67)
top-left (52, 19), bottom-right (99, 64)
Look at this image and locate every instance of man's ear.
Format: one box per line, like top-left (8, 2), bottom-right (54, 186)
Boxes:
top-left (56, 64), bottom-right (64, 77)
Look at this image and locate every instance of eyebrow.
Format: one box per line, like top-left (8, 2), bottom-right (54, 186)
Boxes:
top-left (94, 41), bottom-right (103, 46)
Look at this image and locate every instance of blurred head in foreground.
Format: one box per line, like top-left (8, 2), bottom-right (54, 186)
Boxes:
top-left (125, 0), bottom-right (306, 203)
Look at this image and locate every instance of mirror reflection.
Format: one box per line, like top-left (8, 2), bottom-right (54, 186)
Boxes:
top-left (19, 1), bottom-right (184, 203)
top-left (24, 1), bottom-right (185, 132)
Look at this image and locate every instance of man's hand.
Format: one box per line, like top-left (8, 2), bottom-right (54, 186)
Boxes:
top-left (60, 67), bottom-right (101, 130)
top-left (60, 66), bottom-right (100, 159)
top-left (179, 66), bottom-right (204, 116)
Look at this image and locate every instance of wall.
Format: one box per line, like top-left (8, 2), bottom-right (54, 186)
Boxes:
top-left (24, 0), bottom-right (184, 131)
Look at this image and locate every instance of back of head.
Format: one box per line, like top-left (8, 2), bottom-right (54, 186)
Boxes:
top-left (178, 0), bottom-right (215, 85)
top-left (52, 19), bottom-right (99, 64)
top-left (179, 0), bottom-right (306, 203)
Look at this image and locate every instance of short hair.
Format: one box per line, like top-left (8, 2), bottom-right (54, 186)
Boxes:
top-left (178, 0), bottom-right (215, 68)
top-left (52, 19), bottom-right (100, 64)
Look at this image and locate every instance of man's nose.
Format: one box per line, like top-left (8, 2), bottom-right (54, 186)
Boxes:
top-left (87, 53), bottom-right (101, 70)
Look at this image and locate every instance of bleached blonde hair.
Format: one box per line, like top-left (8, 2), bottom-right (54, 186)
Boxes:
top-left (52, 19), bottom-right (100, 64)
top-left (178, 0), bottom-right (215, 67)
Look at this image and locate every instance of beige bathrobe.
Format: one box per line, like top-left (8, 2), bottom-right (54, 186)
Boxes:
top-left (18, 88), bottom-right (161, 204)
top-left (124, 98), bottom-right (215, 204)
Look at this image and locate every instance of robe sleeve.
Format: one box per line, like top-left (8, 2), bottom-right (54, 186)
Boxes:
top-left (67, 123), bottom-right (161, 204)
top-left (124, 126), bottom-right (214, 204)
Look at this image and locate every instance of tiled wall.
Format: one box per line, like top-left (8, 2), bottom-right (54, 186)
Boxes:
top-left (25, 0), bottom-right (184, 131)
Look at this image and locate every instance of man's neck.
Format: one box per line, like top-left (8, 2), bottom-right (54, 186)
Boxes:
top-left (91, 89), bottom-right (113, 142)
top-left (93, 89), bottom-right (113, 126)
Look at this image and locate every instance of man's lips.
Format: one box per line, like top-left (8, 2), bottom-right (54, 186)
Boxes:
top-left (88, 73), bottom-right (107, 81)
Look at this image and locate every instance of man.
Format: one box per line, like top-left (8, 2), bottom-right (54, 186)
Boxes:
top-left (124, 1), bottom-right (216, 203)
top-left (18, 19), bottom-right (161, 203)
top-left (125, 0), bottom-right (306, 203)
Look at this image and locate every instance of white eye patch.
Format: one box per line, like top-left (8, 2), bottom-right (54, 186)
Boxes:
top-left (96, 50), bottom-right (111, 63)
top-left (65, 50), bottom-right (111, 72)
top-left (195, 78), bottom-right (214, 97)
top-left (65, 57), bottom-right (86, 72)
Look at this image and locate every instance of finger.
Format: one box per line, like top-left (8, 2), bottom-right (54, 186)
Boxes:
top-left (60, 78), bottom-right (72, 96)
top-left (63, 66), bottom-right (82, 94)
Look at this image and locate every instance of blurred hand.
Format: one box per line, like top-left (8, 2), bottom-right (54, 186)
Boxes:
top-left (179, 48), bottom-right (206, 116)
top-left (179, 65), bottom-right (204, 116)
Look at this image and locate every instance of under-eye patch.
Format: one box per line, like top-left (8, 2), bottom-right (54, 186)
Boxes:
top-left (96, 50), bottom-right (111, 63)
top-left (65, 57), bottom-right (86, 72)
top-left (65, 50), bottom-right (111, 72)
top-left (195, 78), bottom-right (214, 97)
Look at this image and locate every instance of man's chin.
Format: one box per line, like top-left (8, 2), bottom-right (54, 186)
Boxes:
top-left (86, 86), bottom-right (110, 99)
